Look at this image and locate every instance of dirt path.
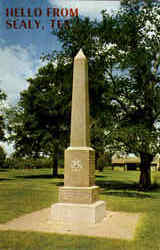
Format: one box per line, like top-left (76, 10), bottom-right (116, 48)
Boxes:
top-left (0, 208), bottom-right (141, 239)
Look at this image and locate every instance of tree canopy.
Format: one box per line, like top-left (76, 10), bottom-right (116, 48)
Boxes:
top-left (0, 89), bottom-right (7, 143)
top-left (6, 63), bottom-right (72, 176)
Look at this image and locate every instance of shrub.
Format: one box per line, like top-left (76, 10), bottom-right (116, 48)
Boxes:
top-left (0, 146), bottom-right (6, 168)
top-left (4, 157), bottom-right (17, 169)
top-left (97, 155), bottom-right (106, 172)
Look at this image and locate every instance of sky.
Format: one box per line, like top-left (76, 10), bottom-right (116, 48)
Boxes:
top-left (0, 0), bottom-right (120, 154)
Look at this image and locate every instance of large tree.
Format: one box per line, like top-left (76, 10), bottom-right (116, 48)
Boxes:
top-left (97, 3), bottom-right (160, 189)
top-left (6, 62), bottom-right (72, 176)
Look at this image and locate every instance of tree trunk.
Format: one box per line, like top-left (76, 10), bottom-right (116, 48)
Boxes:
top-left (52, 149), bottom-right (58, 177)
top-left (139, 152), bottom-right (153, 190)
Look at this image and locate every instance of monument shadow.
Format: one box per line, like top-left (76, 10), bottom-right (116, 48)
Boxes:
top-left (0, 169), bottom-right (9, 172)
top-left (96, 179), bottom-right (138, 190)
top-left (15, 174), bottom-right (64, 180)
top-left (96, 179), bottom-right (158, 198)
top-left (102, 190), bottom-right (152, 199)
top-left (0, 178), bottom-right (15, 181)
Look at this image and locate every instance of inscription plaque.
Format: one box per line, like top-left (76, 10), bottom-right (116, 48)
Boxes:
top-left (59, 186), bottom-right (99, 204)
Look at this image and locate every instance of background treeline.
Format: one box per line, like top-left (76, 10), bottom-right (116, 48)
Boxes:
top-left (0, 145), bottom-right (111, 171)
top-left (4, 157), bottom-right (53, 170)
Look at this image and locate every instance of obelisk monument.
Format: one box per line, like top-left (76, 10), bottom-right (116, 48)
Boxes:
top-left (51, 49), bottom-right (105, 224)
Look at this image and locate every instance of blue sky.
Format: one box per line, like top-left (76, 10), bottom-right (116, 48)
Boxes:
top-left (0, 0), bottom-right (120, 153)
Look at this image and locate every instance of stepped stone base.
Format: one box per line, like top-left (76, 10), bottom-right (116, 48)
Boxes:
top-left (51, 200), bottom-right (106, 224)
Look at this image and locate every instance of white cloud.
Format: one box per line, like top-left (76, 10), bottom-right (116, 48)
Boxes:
top-left (49, 0), bottom-right (120, 20)
top-left (0, 42), bottom-right (47, 155)
top-left (0, 41), bottom-right (45, 105)
top-left (0, 142), bottom-right (14, 156)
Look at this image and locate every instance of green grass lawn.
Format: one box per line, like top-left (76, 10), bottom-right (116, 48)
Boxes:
top-left (0, 168), bottom-right (160, 250)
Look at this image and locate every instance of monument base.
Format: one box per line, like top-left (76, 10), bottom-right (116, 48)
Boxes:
top-left (51, 200), bottom-right (106, 224)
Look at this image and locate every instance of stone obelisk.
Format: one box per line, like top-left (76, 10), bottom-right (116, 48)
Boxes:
top-left (51, 49), bottom-right (105, 224)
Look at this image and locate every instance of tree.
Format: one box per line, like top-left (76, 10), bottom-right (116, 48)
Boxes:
top-left (0, 89), bottom-right (7, 143)
top-left (97, 3), bottom-right (160, 189)
top-left (6, 63), bottom-right (72, 176)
